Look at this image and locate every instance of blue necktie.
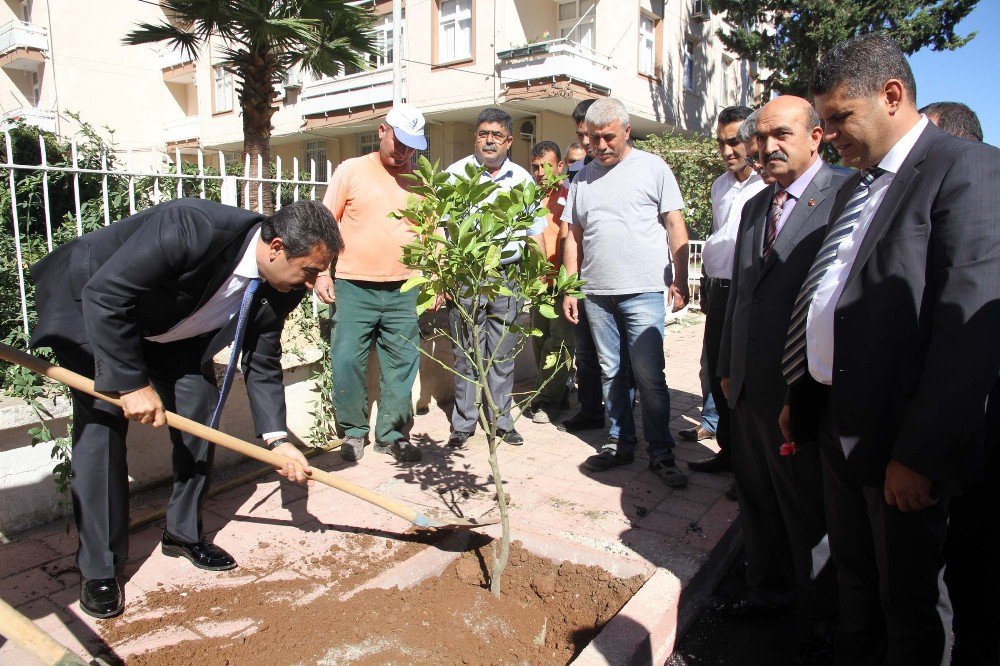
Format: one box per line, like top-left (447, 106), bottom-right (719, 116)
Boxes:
top-left (209, 277), bottom-right (262, 429)
top-left (782, 168), bottom-right (885, 385)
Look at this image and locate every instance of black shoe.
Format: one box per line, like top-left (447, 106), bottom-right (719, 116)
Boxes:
top-left (649, 456), bottom-right (689, 488)
top-left (724, 482), bottom-right (738, 501)
top-left (715, 597), bottom-right (786, 618)
top-left (80, 578), bottom-right (124, 619)
top-left (161, 532), bottom-right (237, 571)
top-left (447, 430), bottom-right (473, 449)
top-left (687, 451), bottom-right (732, 473)
top-left (793, 633), bottom-right (834, 665)
top-left (340, 435), bottom-right (366, 461)
top-left (500, 429), bottom-right (524, 446)
top-left (374, 439), bottom-right (422, 462)
top-left (679, 426), bottom-right (715, 441)
top-left (558, 412), bottom-right (605, 432)
top-left (584, 442), bottom-right (635, 471)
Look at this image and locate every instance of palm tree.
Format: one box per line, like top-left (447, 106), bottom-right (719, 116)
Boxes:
top-left (125, 0), bottom-right (377, 213)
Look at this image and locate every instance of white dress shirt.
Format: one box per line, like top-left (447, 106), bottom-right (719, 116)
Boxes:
top-left (701, 170), bottom-right (766, 278)
top-left (145, 229), bottom-right (286, 440)
top-left (806, 116), bottom-right (929, 385)
top-left (772, 157), bottom-right (824, 239)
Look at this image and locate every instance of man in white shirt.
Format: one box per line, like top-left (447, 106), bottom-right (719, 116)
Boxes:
top-left (445, 108), bottom-right (546, 449)
top-left (783, 34), bottom-right (1000, 665)
top-left (686, 106), bottom-right (763, 476)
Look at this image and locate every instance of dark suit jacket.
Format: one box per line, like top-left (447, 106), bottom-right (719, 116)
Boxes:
top-left (789, 123), bottom-right (1000, 490)
top-left (718, 162), bottom-right (852, 421)
top-left (29, 199), bottom-right (304, 437)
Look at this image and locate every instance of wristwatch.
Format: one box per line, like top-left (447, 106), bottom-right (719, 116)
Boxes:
top-left (266, 437), bottom-right (290, 451)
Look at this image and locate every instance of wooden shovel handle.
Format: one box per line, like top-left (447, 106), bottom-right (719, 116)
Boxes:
top-left (0, 343), bottom-right (421, 526)
top-left (0, 596), bottom-right (87, 665)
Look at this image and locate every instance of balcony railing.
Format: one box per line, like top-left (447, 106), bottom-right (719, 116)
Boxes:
top-left (160, 45), bottom-right (195, 70)
top-left (497, 38), bottom-right (614, 93)
top-left (298, 68), bottom-right (397, 117)
top-left (163, 117), bottom-right (200, 144)
top-left (1, 107), bottom-right (56, 134)
top-left (0, 21), bottom-right (48, 69)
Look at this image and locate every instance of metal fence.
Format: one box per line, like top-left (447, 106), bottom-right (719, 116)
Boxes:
top-left (2, 131), bottom-right (331, 336)
top-left (2, 130), bottom-right (707, 337)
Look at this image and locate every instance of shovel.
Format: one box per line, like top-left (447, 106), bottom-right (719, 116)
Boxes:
top-left (0, 343), bottom-right (496, 531)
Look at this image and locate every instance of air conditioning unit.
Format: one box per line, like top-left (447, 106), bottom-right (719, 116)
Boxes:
top-left (691, 0), bottom-right (710, 21)
top-left (284, 71), bottom-right (302, 90)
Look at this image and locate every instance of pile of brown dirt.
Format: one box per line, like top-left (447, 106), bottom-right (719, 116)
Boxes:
top-left (107, 536), bottom-right (644, 665)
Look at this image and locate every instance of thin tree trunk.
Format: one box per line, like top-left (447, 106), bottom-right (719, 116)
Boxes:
top-left (238, 55), bottom-right (277, 215)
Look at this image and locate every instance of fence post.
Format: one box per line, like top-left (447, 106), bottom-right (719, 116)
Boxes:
top-left (4, 131), bottom-right (31, 336)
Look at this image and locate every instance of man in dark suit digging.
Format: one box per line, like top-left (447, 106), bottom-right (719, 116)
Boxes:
top-left (29, 198), bottom-right (341, 619)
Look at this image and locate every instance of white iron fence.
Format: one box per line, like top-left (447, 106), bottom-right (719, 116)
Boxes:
top-left (2, 130), bottom-right (332, 337)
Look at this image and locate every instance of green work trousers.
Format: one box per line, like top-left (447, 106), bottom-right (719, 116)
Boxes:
top-left (531, 295), bottom-right (575, 406)
top-left (330, 278), bottom-right (420, 444)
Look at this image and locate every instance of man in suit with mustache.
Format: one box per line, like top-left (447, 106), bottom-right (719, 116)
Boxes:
top-left (717, 96), bottom-right (850, 664)
top-left (782, 34), bottom-right (1000, 664)
top-left (29, 198), bottom-right (341, 619)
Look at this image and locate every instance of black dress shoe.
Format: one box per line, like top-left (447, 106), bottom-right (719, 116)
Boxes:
top-left (80, 577), bottom-right (124, 619)
top-left (687, 451), bottom-right (732, 473)
top-left (499, 429), bottom-right (524, 446)
top-left (794, 633), bottom-right (834, 665)
top-left (679, 426), bottom-right (715, 441)
top-left (447, 430), bottom-right (473, 449)
top-left (161, 532), bottom-right (237, 571)
top-left (558, 412), bottom-right (605, 432)
top-left (584, 441), bottom-right (635, 471)
top-left (715, 597), bottom-right (786, 618)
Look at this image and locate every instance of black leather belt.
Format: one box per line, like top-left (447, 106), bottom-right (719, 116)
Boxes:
top-left (703, 277), bottom-right (731, 287)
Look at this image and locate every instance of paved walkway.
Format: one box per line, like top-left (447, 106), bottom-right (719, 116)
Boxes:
top-left (0, 316), bottom-right (740, 664)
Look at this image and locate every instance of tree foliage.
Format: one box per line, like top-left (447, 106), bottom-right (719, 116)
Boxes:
top-left (397, 157), bottom-right (584, 597)
top-left (124, 0), bottom-right (378, 212)
top-left (712, 0), bottom-right (980, 97)
top-left (635, 132), bottom-right (719, 241)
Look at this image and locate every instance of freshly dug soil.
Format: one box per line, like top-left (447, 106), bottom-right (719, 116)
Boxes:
top-left (106, 535), bottom-right (644, 665)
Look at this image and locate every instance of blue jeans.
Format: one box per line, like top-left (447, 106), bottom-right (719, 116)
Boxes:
top-left (699, 345), bottom-right (719, 433)
top-left (584, 292), bottom-right (676, 459)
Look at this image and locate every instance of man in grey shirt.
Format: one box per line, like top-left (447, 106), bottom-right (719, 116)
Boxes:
top-left (562, 98), bottom-right (690, 487)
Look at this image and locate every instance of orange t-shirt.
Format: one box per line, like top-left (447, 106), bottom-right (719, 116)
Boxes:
top-left (322, 152), bottom-right (420, 281)
top-left (541, 186), bottom-right (567, 282)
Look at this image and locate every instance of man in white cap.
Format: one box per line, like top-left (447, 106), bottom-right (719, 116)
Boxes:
top-left (314, 103), bottom-right (427, 462)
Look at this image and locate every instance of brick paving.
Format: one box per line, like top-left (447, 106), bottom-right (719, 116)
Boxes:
top-left (0, 315), bottom-right (740, 663)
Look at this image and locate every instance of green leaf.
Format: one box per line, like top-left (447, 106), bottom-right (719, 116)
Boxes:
top-left (537, 302), bottom-right (557, 319)
top-left (400, 275), bottom-right (430, 293)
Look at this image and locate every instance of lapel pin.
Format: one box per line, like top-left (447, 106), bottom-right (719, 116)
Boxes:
top-left (807, 198), bottom-right (818, 207)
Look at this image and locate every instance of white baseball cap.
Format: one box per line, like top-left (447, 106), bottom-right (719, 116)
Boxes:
top-left (385, 103), bottom-right (427, 150)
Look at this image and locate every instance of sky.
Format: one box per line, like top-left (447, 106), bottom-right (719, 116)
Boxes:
top-left (908, 0), bottom-right (998, 145)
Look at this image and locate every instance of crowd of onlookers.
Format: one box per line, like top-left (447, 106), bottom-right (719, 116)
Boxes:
top-left (318, 33), bottom-right (998, 666)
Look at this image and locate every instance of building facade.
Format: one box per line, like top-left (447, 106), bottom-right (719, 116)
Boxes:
top-left (1, 0), bottom-right (757, 173)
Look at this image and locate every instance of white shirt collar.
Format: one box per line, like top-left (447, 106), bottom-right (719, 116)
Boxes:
top-left (234, 228), bottom-right (262, 279)
top-left (783, 157), bottom-right (824, 200)
top-left (877, 115), bottom-right (929, 175)
top-left (471, 155), bottom-right (515, 181)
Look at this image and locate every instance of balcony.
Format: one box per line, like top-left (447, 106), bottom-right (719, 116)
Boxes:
top-left (161, 45), bottom-right (196, 84)
top-left (0, 21), bottom-right (48, 71)
top-left (1, 107), bottom-right (56, 134)
top-left (497, 38), bottom-right (614, 95)
top-left (163, 117), bottom-right (200, 146)
top-left (298, 68), bottom-right (396, 118)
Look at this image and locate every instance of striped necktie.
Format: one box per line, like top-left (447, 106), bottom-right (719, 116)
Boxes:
top-left (781, 168), bottom-right (885, 385)
top-left (209, 277), bottom-right (262, 429)
top-left (763, 189), bottom-right (790, 259)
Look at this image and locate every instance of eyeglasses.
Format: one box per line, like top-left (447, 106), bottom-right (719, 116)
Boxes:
top-left (476, 130), bottom-right (509, 142)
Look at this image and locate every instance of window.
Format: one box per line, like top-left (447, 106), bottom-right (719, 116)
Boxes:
top-left (31, 71), bottom-right (40, 107)
top-left (683, 41), bottom-right (696, 91)
top-left (341, 13), bottom-right (403, 76)
top-left (213, 65), bottom-right (233, 114)
top-left (438, 0), bottom-right (472, 62)
top-left (638, 13), bottom-right (656, 76)
top-left (558, 0), bottom-right (595, 50)
top-left (358, 131), bottom-right (379, 156)
top-left (304, 140), bottom-right (328, 182)
top-left (722, 56), bottom-right (737, 103)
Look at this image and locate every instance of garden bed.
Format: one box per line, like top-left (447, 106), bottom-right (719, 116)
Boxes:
top-left (101, 530), bottom-right (651, 665)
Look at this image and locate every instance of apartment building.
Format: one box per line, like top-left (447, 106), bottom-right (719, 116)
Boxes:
top-left (1, 0), bottom-right (756, 174)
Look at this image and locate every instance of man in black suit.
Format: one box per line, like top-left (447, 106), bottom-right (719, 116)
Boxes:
top-left (782, 34), bottom-right (1000, 665)
top-left (716, 95), bottom-right (849, 663)
top-left (29, 198), bottom-right (341, 619)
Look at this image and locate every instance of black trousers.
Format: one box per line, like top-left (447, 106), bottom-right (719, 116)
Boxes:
top-left (731, 393), bottom-right (835, 636)
top-left (56, 338), bottom-right (218, 580)
top-left (702, 278), bottom-right (730, 451)
top-left (817, 398), bottom-right (952, 666)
